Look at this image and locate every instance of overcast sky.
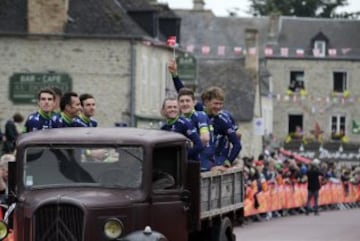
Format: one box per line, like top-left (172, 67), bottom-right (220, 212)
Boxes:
top-left (161, 0), bottom-right (360, 17)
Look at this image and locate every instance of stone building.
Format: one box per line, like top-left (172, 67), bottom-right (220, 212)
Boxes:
top-left (171, 1), bottom-right (360, 159)
top-left (265, 16), bottom-right (360, 163)
top-left (266, 17), bottom-right (360, 141)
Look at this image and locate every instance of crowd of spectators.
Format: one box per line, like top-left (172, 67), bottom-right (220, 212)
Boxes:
top-left (243, 150), bottom-right (360, 220)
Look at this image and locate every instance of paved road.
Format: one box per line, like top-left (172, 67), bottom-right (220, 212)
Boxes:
top-left (234, 209), bottom-right (360, 241)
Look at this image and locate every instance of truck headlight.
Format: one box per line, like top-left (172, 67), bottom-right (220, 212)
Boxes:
top-left (104, 218), bottom-right (123, 240)
top-left (0, 221), bottom-right (8, 240)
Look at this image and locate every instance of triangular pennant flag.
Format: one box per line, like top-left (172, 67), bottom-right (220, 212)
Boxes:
top-left (248, 47), bottom-right (257, 56)
top-left (217, 46), bottom-right (225, 56)
top-left (234, 46), bottom-right (242, 55)
top-left (328, 48), bottom-right (337, 57)
top-left (186, 45), bottom-right (194, 53)
top-left (296, 48), bottom-right (304, 57)
top-left (201, 46), bottom-right (210, 55)
top-left (341, 48), bottom-right (351, 55)
top-left (264, 47), bottom-right (273, 56)
top-left (142, 40), bottom-right (152, 46)
top-left (280, 47), bottom-right (288, 57)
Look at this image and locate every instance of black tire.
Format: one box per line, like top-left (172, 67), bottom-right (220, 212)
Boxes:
top-left (211, 217), bottom-right (234, 241)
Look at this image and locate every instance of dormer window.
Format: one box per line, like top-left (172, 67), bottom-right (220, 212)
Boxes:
top-left (311, 31), bottom-right (329, 57)
top-left (314, 40), bottom-right (326, 57)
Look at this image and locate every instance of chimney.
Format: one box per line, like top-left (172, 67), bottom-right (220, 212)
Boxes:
top-left (245, 28), bottom-right (259, 72)
top-left (27, 0), bottom-right (69, 34)
top-left (193, 0), bottom-right (205, 10)
top-left (148, 0), bottom-right (157, 4)
top-left (268, 12), bottom-right (280, 45)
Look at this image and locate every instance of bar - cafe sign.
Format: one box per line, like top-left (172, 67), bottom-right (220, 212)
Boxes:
top-left (9, 73), bottom-right (72, 104)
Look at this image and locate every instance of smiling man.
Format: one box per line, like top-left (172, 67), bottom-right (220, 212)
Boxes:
top-left (160, 97), bottom-right (203, 162)
top-left (202, 87), bottom-right (241, 167)
top-left (177, 88), bottom-right (215, 171)
top-left (52, 91), bottom-right (82, 128)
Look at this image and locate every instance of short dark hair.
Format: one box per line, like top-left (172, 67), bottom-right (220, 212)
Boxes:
top-left (37, 88), bottom-right (56, 100)
top-left (178, 87), bottom-right (195, 101)
top-left (60, 91), bottom-right (78, 111)
top-left (79, 93), bottom-right (94, 106)
top-left (13, 112), bottom-right (24, 123)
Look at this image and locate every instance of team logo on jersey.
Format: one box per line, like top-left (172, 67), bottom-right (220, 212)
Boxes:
top-left (186, 129), bottom-right (194, 136)
top-left (227, 128), bottom-right (235, 134)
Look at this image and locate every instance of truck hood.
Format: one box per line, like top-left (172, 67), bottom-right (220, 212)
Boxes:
top-left (19, 187), bottom-right (146, 209)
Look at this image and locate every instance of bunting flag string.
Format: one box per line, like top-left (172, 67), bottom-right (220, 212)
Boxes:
top-left (142, 39), bottom-right (358, 57)
top-left (267, 91), bottom-right (360, 114)
top-left (193, 46), bottom-right (356, 57)
top-left (271, 93), bottom-right (351, 103)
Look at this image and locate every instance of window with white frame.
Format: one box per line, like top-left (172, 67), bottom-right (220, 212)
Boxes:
top-left (331, 115), bottom-right (346, 139)
top-left (314, 40), bottom-right (326, 57)
top-left (333, 72), bottom-right (347, 93)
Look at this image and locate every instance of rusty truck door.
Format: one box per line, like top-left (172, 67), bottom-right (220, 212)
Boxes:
top-left (150, 146), bottom-right (188, 241)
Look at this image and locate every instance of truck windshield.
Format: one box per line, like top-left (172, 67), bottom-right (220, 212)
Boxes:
top-left (23, 146), bottom-right (143, 188)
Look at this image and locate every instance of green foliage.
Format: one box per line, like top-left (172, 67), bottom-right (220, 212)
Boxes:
top-left (248, 0), bottom-right (357, 18)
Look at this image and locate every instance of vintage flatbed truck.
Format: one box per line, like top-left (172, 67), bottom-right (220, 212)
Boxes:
top-left (0, 128), bottom-right (243, 241)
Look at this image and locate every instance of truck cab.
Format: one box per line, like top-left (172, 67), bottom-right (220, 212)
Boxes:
top-left (1, 128), bottom-right (190, 241)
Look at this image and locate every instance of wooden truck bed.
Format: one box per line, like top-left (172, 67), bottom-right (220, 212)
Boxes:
top-left (200, 168), bottom-right (244, 219)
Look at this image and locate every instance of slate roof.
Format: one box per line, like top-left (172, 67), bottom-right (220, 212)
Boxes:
top-left (197, 59), bottom-right (255, 121)
top-left (0, 0), bottom-right (152, 37)
top-left (119, 0), bottom-right (157, 11)
top-left (66, 0), bottom-right (148, 36)
top-left (174, 10), bottom-right (270, 58)
top-left (277, 16), bottom-right (360, 57)
top-left (0, 0), bottom-right (27, 33)
top-left (155, 3), bottom-right (180, 18)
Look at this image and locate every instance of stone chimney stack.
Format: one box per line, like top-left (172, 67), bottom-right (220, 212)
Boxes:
top-left (193, 0), bottom-right (205, 10)
top-left (245, 28), bottom-right (259, 73)
top-left (27, 0), bottom-right (69, 34)
top-left (148, 0), bottom-right (157, 4)
top-left (268, 12), bottom-right (280, 45)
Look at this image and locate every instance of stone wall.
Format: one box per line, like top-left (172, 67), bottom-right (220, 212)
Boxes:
top-left (267, 58), bottom-right (360, 142)
top-left (0, 37), bottom-right (130, 127)
top-left (0, 37), bottom-right (175, 129)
